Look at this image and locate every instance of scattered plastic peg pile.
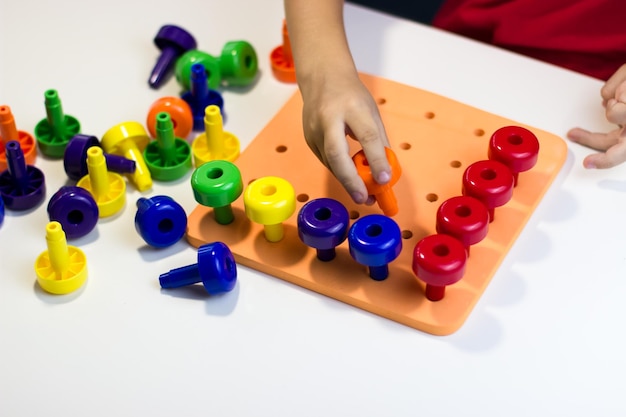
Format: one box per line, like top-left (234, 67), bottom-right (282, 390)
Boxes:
top-left (0, 21), bottom-right (276, 297)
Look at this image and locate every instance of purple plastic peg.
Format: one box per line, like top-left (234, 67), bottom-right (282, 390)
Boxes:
top-left (47, 186), bottom-right (99, 239)
top-left (64, 134), bottom-right (136, 181)
top-left (149, 25), bottom-right (197, 89)
top-left (297, 198), bottom-right (350, 261)
top-left (0, 141), bottom-right (45, 211)
top-left (182, 63), bottom-right (224, 131)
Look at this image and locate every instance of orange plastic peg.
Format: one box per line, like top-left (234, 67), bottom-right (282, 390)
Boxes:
top-left (270, 20), bottom-right (296, 83)
top-left (0, 105), bottom-right (36, 171)
top-left (352, 147), bottom-right (401, 216)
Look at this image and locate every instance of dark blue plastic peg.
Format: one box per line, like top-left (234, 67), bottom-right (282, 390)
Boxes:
top-left (135, 195), bottom-right (187, 248)
top-left (47, 186), bottom-right (99, 239)
top-left (64, 134), bottom-right (136, 181)
top-left (149, 25), bottom-right (197, 89)
top-left (0, 141), bottom-right (45, 211)
top-left (159, 241), bottom-right (237, 294)
top-left (181, 63), bottom-right (224, 131)
top-left (348, 214), bottom-right (402, 281)
top-left (297, 198), bottom-right (349, 261)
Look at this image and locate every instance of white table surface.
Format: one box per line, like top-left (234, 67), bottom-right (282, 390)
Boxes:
top-left (1, 2), bottom-right (625, 416)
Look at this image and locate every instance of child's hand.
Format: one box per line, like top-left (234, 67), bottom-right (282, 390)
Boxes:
top-left (300, 70), bottom-right (391, 204)
top-left (567, 64), bottom-right (626, 168)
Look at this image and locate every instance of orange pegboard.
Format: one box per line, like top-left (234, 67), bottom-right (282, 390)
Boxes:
top-left (186, 73), bottom-right (567, 335)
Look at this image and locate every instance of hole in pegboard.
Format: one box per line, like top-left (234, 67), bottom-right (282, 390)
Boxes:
top-left (401, 230), bottom-right (413, 240)
top-left (276, 145), bottom-right (287, 153)
top-left (474, 128), bottom-right (485, 137)
top-left (297, 193), bottom-right (309, 203)
top-left (450, 160), bottom-right (462, 168)
top-left (377, 98), bottom-right (387, 105)
top-left (349, 210), bottom-right (360, 220)
top-left (426, 193), bottom-right (438, 202)
top-left (424, 111), bottom-right (435, 119)
top-left (399, 142), bottom-right (411, 150)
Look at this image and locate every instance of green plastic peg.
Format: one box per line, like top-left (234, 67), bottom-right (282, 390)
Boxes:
top-left (191, 159), bottom-right (243, 225)
top-left (144, 112), bottom-right (192, 181)
top-left (175, 49), bottom-right (222, 91)
top-left (219, 41), bottom-right (258, 86)
top-left (34, 89), bottom-right (80, 158)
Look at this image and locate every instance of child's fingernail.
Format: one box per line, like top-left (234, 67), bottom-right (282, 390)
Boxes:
top-left (584, 161), bottom-right (596, 169)
top-left (377, 171), bottom-right (391, 183)
top-left (351, 192), bottom-right (366, 204)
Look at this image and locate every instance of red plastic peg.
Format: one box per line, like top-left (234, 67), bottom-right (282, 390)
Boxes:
top-left (412, 233), bottom-right (467, 302)
top-left (436, 195), bottom-right (489, 256)
top-left (353, 147), bottom-right (401, 216)
top-left (488, 126), bottom-right (539, 186)
top-left (462, 159), bottom-right (514, 223)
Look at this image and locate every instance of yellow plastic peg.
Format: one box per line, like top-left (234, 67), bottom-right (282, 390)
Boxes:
top-left (191, 105), bottom-right (240, 167)
top-left (101, 121), bottom-right (153, 191)
top-left (34, 221), bottom-right (88, 294)
top-left (243, 176), bottom-right (295, 242)
top-left (77, 146), bottom-right (126, 217)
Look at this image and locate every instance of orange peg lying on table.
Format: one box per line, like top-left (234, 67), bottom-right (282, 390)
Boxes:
top-left (352, 147), bottom-right (401, 216)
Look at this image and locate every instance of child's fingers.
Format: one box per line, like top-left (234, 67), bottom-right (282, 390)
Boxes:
top-left (567, 126), bottom-right (626, 169)
top-left (583, 137), bottom-right (626, 169)
top-left (323, 124), bottom-right (369, 204)
top-left (605, 97), bottom-right (626, 126)
top-left (346, 115), bottom-right (391, 185)
top-left (601, 64), bottom-right (626, 102)
top-left (566, 127), bottom-right (621, 152)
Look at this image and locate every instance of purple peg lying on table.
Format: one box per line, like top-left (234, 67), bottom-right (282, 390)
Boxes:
top-left (63, 134), bottom-right (136, 181)
top-left (47, 186), bottom-right (99, 239)
top-left (149, 25), bottom-right (197, 89)
top-left (0, 141), bottom-right (45, 211)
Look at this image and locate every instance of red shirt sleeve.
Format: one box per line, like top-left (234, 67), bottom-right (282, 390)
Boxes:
top-left (432, 0), bottom-right (626, 80)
